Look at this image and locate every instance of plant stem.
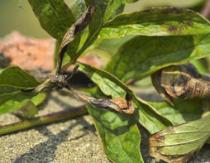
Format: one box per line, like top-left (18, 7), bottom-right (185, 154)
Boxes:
top-left (0, 106), bottom-right (87, 136)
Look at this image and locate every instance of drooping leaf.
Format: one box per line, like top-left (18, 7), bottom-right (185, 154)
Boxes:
top-left (150, 115), bottom-right (210, 162)
top-left (106, 34), bottom-right (210, 82)
top-left (0, 66), bottom-right (39, 89)
top-left (99, 7), bottom-right (210, 39)
top-left (28, 0), bottom-right (75, 40)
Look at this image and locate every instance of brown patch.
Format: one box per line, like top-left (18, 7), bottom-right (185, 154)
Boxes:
top-left (111, 97), bottom-right (135, 114)
top-left (168, 26), bottom-right (178, 32)
top-left (111, 97), bottom-right (128, 110)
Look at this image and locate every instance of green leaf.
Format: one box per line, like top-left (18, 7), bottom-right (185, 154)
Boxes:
top-left (99, 7), bottom-right (210, 39)
top-left (88, 106), bottom-right (144, 163)
top-left (16, 93), bottom-right (47, 118)
top-left (0, 66), bottom-right (39, 89)
top-left (106, 34), bottom-right (210, 82)
top-left (28, 0), bottom-right (75, 40)
top-left (150, 115), bottom-right (210, 162)
top-left (149, 101), bottom-right (186, 125)
top-left (103, 0), bottom-right (125, 22)
top-left (0, 92), bottom-right (46, 115)
top-left (78, 63), bottom-right (172, 133)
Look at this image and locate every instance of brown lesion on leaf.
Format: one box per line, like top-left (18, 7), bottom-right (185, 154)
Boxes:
top-left (111, 95), bottom-right (135, 114)
top-left (149, 131), bottom-right (194, 163)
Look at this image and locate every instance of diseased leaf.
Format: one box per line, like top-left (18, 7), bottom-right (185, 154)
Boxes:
top-left (99, 7), bottom-right (210, 39)
top-left (28, 0), bottom-right (75, 40)
top-left (150, 115), bottom-right (210, 162)
top-left (78, 63), bottom-right (172, 134)
top-left (107, 34), bottom-right (210, 82)
top-left (0, 66), bottom-right (39, 89)
top-left (77, 63), bottom-right (144, 162)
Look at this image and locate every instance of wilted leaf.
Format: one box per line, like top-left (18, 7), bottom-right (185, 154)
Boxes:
top-left (107, 34), bottom-right (210, 82)
top-left (99, 7), bottom-right (210, 39)
top-left (0, 66), bottom-right (39, 89)
top-left (150, 115), bottom-right (210, 162)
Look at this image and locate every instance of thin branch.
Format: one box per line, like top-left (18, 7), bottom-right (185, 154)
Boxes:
top-left (0, 106), bottom-right (87, 136)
